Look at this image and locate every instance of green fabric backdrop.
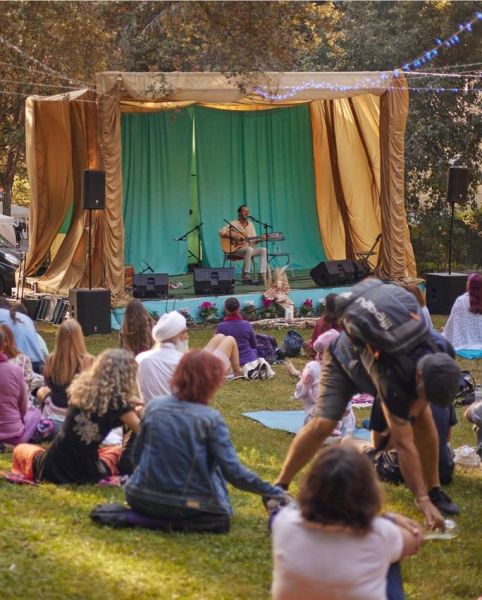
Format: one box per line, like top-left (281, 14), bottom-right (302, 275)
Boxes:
top-left (121, 109), bottom-right (193, 274)
top-left (194, 105), bottom-right (324, 270)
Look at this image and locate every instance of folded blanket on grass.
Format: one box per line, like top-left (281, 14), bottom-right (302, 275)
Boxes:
top-left (242, 410), bottom-right (371, 440)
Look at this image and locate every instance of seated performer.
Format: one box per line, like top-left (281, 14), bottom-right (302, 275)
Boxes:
top-left (219, 204), bottom-right (268, 284)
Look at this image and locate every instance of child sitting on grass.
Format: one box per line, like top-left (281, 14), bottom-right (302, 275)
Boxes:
top-left (285, 329), bottom-right (355, 436)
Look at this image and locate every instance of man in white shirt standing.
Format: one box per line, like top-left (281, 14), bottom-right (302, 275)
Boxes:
top-left (219, 204), bottom-right (268, 284)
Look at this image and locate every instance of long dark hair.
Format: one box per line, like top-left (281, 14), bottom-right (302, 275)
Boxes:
top-left (322, 293), bottom-right (339, 330)
top-left (468, 273), bottom-right (482, 314)
top-left (120, 299), bottom-right (155, 356)
top-left (298, 444), bottom-right (381, 534)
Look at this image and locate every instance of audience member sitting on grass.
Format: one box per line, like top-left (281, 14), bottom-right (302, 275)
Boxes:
top-left (302, 293), bottom-right (340, 358)
top-left (120, 298), bottom-right (156, 357)
top-left (465, 400), bottom-right (482, 458)
top-left (0, 298), bottom-right (45, 374)
top-left (0, 323), bottom-right (43, 393)
top-left (136, 310), bottom-right (241, 403)
top-left (285, 328), bottom-right (355, 436)
top-left (36, 319), bottom-right (94, 432)
top-left (443, 272), bottom-right (482, 356)
top-left (11, 349), bottom-right (141, 484)
top-left (124, 350), bottom-right (286, 533)
top-left (271, 444), bottom-right (422, 600)
top-left (0, 328), bottom-right (41, 447)
top-left (216, 297), bottom-right (258, 366)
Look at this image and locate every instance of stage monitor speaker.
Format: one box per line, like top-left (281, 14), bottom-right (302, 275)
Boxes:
top-left (23, 296), bottom-right (41, 320)
top-left (310, 259), bottom-right (356, 287)
top-left (447, 166), bottom-right (469, 205)
top-left (426, 272), bottom-right (468, 315)
top-left (193, 267), bottom-right (235, 295)
top-left (133, 273), bottom-right (169, 298)
top-left (83, 169), bottom-right (105, 210)
top-left (69, 288), bottom-right (111, 336)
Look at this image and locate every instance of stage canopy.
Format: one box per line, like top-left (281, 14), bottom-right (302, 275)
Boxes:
top-left (25, 71), bottom-right (416, 305)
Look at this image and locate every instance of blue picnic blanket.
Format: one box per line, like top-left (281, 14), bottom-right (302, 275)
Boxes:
top-left (243, 410), bottom-right (371, 440)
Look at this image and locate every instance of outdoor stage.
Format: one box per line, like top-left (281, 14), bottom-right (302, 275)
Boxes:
top-left (111, 268), bottom-right (352, 329)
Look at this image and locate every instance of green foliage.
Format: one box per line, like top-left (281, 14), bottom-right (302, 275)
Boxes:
top-left (410, 205), bottom-right (482, 274)
top-left (1, 322), bottom-right (481, 599)
top-left (12, 175), bottom-right (30, 207)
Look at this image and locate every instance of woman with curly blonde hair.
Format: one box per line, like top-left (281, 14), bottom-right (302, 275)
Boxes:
top-left (12, 349), bottom-right (141, 484)
top-left (36, 319), bottom-right (93, 428)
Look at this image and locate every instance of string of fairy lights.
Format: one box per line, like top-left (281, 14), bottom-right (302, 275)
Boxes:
top-left (253, 11), bottom-right (482, 100)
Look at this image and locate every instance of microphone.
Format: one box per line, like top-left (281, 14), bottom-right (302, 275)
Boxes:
top-left (248, 215), bottom-right (262, 224)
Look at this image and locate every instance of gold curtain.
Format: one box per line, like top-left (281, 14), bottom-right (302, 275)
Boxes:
top-left (379, 75), bottom-right (416, 278)
top-left (310, 94), bottom-right (382, 264)
top-left (24, 90), bottom-right (108, 295)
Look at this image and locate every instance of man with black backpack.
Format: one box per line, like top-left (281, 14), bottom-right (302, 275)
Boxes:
top-left (275, 279), bottom-right (461, 529)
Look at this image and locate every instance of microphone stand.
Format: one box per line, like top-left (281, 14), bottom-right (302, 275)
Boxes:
top-left (249, 216), bottom-right (272, 281)
top-left (175, 222), bottom-right (203, 268)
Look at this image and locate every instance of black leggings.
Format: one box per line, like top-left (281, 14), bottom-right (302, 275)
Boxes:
top-left (125, 495), bottom-right (230, 534)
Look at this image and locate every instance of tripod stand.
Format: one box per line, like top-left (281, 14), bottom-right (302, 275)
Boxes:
top-left (175, 222), bottom-right (203, 272)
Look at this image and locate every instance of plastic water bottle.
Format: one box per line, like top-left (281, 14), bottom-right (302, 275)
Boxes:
top-left (423, 519), bottom-right (459, 541)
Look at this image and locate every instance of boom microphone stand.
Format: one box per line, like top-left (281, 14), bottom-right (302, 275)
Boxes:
top-left (174, 222), bottom-right (203, 270)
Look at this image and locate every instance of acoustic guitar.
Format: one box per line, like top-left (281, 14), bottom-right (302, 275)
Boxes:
top-left (220, 232), bottom-right (284, 254)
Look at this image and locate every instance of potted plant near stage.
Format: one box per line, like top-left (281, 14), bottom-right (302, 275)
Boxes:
top-left (199, 301), bottom-right (219, 323)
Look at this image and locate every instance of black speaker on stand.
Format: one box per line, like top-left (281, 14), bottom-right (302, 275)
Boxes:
top-left (425, 165), bottom-right (470, 315)
top-left (68, 171), bottom-right (111, 335)
top-left (83, 169), bottom-right (105, 290)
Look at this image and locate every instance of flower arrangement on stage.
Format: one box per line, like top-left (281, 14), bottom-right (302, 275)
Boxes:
top-left (199, 301), bottom-right (219, 323)
top-left (241, 301), bottom-right (258, 322)
top-left (316, 297), bottom-right (327, 317)
top-left (260, 297), bottom-right (277, 320)
top-left (298, 298), bottom-right (314, 317)
top-left (179, 308), bottom-right (195, 327)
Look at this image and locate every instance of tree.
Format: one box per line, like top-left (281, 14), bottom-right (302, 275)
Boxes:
top-left (0, 1), bottom-right (114, 214)
top-left (110, 1), bottom-right (340, 85)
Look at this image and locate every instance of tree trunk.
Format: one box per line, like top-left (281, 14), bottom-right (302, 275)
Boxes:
top-left (2, 183), bottom-right (12, 216)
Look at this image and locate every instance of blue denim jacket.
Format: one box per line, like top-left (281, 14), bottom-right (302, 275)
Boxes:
top-left (124, 395), bottom-right (284, 515)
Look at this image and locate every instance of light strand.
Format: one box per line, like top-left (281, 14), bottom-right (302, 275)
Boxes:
top-left (253, 11), bottom-right (482, 100)
top-left (399, 12), bottom-right (482, 72)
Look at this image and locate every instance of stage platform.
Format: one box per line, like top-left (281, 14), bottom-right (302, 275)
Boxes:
top-left (111, 269), bottom-right (352, 330)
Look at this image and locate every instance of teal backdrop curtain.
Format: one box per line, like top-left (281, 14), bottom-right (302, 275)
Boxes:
top-left (194, 105), bottom-right (324, 270)
top-left (121, 109), bottom-right (193, 274)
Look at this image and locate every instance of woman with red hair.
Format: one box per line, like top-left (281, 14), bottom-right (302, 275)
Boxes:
top-left (124, 350), bottom-right (285, 533)
top-left (443, 272), bottom-right (482, 358)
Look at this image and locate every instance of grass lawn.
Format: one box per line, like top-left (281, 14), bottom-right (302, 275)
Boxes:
top-left (0, 318), bottom-right (481, 600)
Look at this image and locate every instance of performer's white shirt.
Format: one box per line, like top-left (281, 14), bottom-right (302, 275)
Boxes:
top-left (219, 219), bottom-right (257, 247)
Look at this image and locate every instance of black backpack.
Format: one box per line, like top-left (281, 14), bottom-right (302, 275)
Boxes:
top-left (335, 279), bottom-right (430, 354)
top-left (256, 334), bottom-right (279, 364)
top-left (281, 330), bottom-right (304, 357)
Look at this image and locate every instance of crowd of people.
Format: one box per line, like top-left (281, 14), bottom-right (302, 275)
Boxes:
top-left (1, 273), bottom-right (481, 599)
